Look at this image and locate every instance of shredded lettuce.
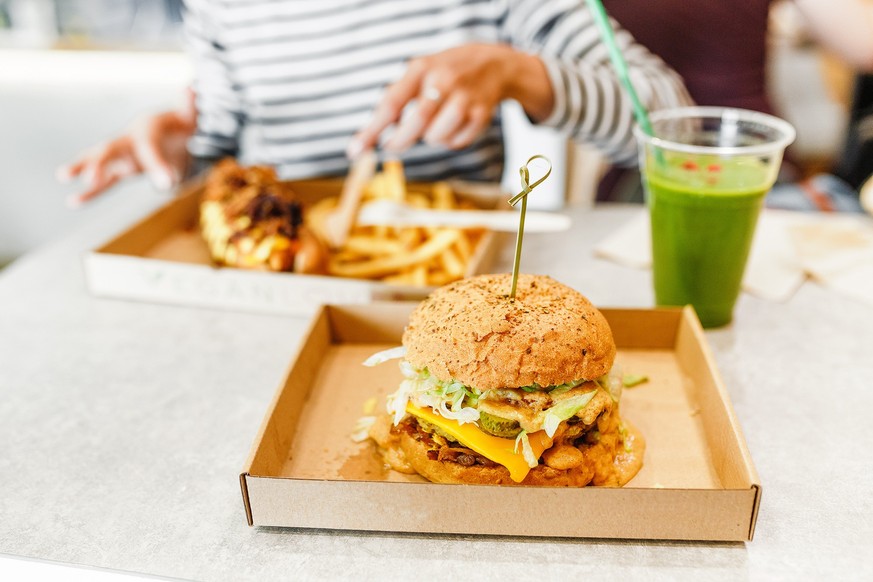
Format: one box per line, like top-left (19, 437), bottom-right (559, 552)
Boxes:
top-left (362, 346), bottom-right (407, 367)
top-left (618, 420), bottom-right (632, 453)
top-left (399, 359), bottom-right (417, 379)
top-left (539, 390), bottom-right (598, 437)
top-left (622, 373), bottom-right (649, 388)
top-left (520, 378), bottom-right (585, 395)
top-left (597, 372), bottom-right (624, 403)
top-left (548, 379), bottom-right (584, 397)
top-left (513, 430), bottom-right (539, 468)
top-left (386, 378), bottom-right (415, 425)
top-left (384, 363), bottom-right (481, 426)
top-left (351, 416), bottom-right (376, 443)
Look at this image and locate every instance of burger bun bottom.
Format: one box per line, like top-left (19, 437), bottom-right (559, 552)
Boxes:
top-left (372, 415), bottom-right (645, 487)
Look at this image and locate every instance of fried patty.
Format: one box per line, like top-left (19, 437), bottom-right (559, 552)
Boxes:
top-left (369, 410), bottom-right (642, 487)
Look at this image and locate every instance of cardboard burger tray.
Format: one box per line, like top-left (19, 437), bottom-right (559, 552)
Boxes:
top-left (84, 179), bottom-right (504, 316)
top-left (240, 303), bottom-right (762, 542)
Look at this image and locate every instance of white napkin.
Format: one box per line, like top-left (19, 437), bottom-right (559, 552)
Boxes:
top-left (744, 211), bottom-right (808, 301)
top-left (788, 215), bottom-right (873, 305)
top-left (594, 211), bottom-right (651, 269)
top-left (593, 208), bottom-right (873, 303)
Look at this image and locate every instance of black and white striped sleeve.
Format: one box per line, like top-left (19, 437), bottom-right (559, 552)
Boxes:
top-left (501, 0), bottom-right (694, 166)
top-left (183, 1), bottom-right (243, 159)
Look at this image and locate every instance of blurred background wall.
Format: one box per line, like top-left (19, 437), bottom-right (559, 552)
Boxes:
top-left (0, 0), bottom-right (183, 49)
top-left (0, 0), bottom-right (858, 268)
top-left (0, 0), bottom-right (188, 268)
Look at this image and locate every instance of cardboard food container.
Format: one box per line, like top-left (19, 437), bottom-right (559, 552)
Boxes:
top-left (240, 303), bottom-right (762, 542)
top-left (84, 179), bottom-right (504, 316)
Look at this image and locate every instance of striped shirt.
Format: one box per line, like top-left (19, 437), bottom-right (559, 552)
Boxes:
top-left (183, 0), bottom-right (692, 182)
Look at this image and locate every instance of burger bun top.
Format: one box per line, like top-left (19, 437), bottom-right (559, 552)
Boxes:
top-left (402, 274), bottom-right (615, 390)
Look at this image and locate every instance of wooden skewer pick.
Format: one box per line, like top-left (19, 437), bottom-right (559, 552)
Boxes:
top-left (323, 150), bottom-right (377, 249)
top-left (508, 155), bottom-right (552, 300)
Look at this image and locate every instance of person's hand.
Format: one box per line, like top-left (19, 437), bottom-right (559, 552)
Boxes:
top-left (57, 92), bottom-right (197, 207)
top-left (347, 43), bottom-right (553, 157)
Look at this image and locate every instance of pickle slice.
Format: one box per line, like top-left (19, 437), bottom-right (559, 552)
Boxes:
top-left (478, 411), bottom-right (522, 438)
top-left (417, 419), bottom-right (457, 442)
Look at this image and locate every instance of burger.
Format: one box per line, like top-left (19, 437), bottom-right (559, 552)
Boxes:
top-left (365, 273), bottom-right (644, 487)
top-left (199, 159), bottom-right (325, 273)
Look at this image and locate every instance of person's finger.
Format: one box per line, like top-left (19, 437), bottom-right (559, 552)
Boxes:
top-left (423, 95), bottom-right (468, 146)
top-left (182, 87), bottom-right (197, 125)
top-left (87, 144), bottom-right (137, 182)
top-left (66, 144), bottom-right (142, 207)
top-left (383, 81), bottom-right (447, 152)
top-left (81, 141), bottom-right (124, 191)
top-left (160, 108), bottom-right (197, 134)
top-left (132, 119), bottom-right (177, 190)
top-left (382, 103), bottom-right (427, 152)
top-left (105, 157), bottom-right (139, 180)
top-left (347, 60), bottom-right (427, 157)
top-left (55, 157), bottom-right (90, 183)
top-left (66, 172), bottom-right (122, 208)
top-left (56, 141), bottom-right (115, 182)
top-left (448, 105), bottom-right (492, 149)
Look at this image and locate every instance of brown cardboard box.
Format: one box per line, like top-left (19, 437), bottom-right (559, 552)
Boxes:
top-left (83, 180), bottom-right (504, 316)
top-left (240, 303), bottom-right (761, 541)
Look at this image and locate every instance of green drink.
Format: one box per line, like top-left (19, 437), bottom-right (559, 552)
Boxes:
top-left (635, 108), bottom-right (795, 328)
top-left (647, 156), bottom-right (769, 327)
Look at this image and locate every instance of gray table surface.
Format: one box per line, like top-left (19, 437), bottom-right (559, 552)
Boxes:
top-left (1, 188), bottom-right (871, 581)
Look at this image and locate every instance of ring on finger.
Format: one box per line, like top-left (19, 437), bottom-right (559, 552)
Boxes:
top-left (421, 86), bottom-right (443, 102)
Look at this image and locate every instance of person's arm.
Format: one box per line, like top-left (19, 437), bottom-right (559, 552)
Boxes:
top-left (793, 0), bottom-right (873, 70)
top-left (57, 97), bottom-right (195, 207)
top-left (349, 0), bottom-right (691, 166)
top-left (55, 1), bottom-right (240, 207)
top-left (348, 43), bottom-right (553, 156)
top-left (184, 0), bottom-right (243, 161)
top-left (500, 0), bottom-right (693, 166)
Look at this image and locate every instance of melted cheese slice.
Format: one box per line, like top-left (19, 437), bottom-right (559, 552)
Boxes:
top-left (406, 403), bottom-right (551, 483)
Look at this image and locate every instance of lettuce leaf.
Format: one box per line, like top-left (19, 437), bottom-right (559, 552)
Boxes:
top-left (385, 363), bottom-right (481, 426)
top-left (351, 416), bottom-right (376, 443)
top-left (597, 373), bottom-right (623, 403)
top-left (520, 378), bottom-right (585, 395)
top-left (622, 373), bottom-right (649, 388)
top-left (539, 390), bottom-right (598, 437)
top-left (362, 346), bottom-right (407, 367)
top-left (513, 430), bottom-right (538, 468)
top-left (548, 379), bottom-right (584, 397)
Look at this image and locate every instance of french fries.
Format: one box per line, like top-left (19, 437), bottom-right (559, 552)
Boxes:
top-left (328, 229), bottom-right (462, 278)
top-left (307, 161), bottom-right (484, 286)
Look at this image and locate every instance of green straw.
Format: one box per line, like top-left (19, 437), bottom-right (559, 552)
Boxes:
top-left (584, 0), bottom-right (654, 138)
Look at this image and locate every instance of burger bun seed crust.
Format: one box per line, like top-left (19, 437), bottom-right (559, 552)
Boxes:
top-left (402, 274), bottom-right (615, 390)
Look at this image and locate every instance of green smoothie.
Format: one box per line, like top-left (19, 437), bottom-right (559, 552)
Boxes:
top-left (644, 154), bottom-right (772, 328)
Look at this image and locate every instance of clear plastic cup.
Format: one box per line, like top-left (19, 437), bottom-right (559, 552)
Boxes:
top-left (634, 107), bottom-right (796, 328)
